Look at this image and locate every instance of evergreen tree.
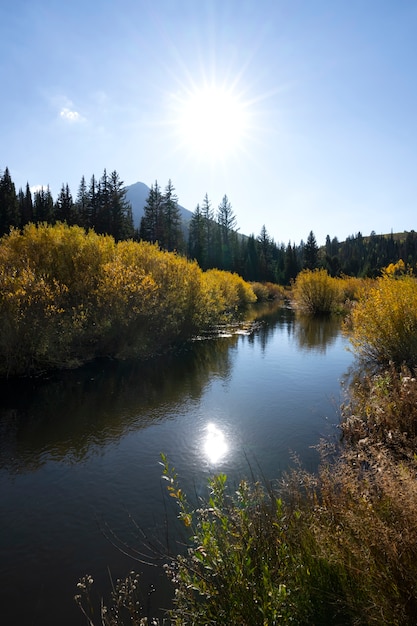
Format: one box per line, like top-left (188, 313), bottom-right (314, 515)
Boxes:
top-left (217, 194), bottom-right (237, 233)
top-left (217, 194), bottom-right (238, 270)
top-left (139, 180), bottom-right (163, 244)
top-left (258, 224), bottom-right (275, 281)
top-left (75, 175), bottom-right (89, 229)
top-left (323, 234), bottom-right (340, 276)
top-left (33, 186), bottom-right (54, 223)
top-left (19, 182), bottom-right (33, 228)
top-left (55, 183), bottom-right (76, 225)
top-left (242, 234), bottom-right (260, 281)
top-left (188, 203), bottom-right (205, 265)
top-left (0, 167), bottom-right (19, 236)
top-left (161, 179), bottom-right (183, 251)
top-left (325, 234), bottom-right (332, 257)
top-left (303, 230), bottom-right (319, 270)
top-left (95, 169), bottom-right (112, 235)
top-left (284, 242), bottom-right (299, 283)
top-left (108, 170), bottom-right (134, 241)
top-left (201, 193), bottom-right (215, 269)
top-left (86, 175), bottom-right (99, 231)
top-left (404, 231), bottom-right (417, 266)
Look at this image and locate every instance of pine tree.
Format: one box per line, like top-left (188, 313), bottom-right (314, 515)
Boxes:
top-left (284, 242), bottom-right (299, 283)
top-left (86, 175), bottom-right (99, 231)
top-left (75, 176), bottom-right (89, 229)
top-left (258, 224), bottom-right (275, 281)
top-left (217, 194), bottom-right (238, 270)
top-left (201, 193), bottom-right (215, 269)
top-left (139, 181), bottom-right (163, 244)
top-left (33, 186), bottom-right (54, 223)
top-left (0, 167), bottom-right (19, 236)
top-left (217, 194), bottom-right (237, 233)
top-left (325, 234), bottom-right (332, 256)
top-left (108, 170), bottom-right (134, 241)
top-left (55, 183), bottom-right (76, 225)
top-left (242, 234), bottom-right (260, 281)
top-left (95, 169), bottom-right (111, 235)
top-left (161, 179), bottom-right (183, 251)
top-left (303, 230), bottom-right (319, 270)
top-left (19, 183), bottom-right (33, 228)
top-left (188, 203), bottom-right (205, 265)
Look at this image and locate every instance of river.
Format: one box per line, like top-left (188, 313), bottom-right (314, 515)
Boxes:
top-left (0, 303), bottom-right (353, 625)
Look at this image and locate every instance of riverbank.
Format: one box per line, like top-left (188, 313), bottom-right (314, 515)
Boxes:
top-left (0, 223), bottom-right (257, 377)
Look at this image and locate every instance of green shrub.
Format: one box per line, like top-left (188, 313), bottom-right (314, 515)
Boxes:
top-left (160, 455), bottom-right (354, 626)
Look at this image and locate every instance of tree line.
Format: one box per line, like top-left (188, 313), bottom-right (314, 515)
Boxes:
top-left (1, 166), bottom-right (415, 283)
top-left (0, 167), bottom-right (135, 242)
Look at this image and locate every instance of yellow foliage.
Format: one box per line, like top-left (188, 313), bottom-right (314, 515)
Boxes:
top-left (292, 269), bottom-right (342, 314)
top-left (337, 275), bottom-right (374, 302)
top-left (382, 259), bottom-right (406, 277)
top-left (204, 269), bottom-right (256, 311)
top-left (348, 273), bottom-right (417, 365)
top-left (0, 223), bottom-right (256, 375)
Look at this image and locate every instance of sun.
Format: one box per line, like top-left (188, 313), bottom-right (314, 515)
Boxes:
top-left (174, 83), bottom-right (250, 161)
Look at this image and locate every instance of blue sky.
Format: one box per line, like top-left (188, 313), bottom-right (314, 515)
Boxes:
top-left (1, 0), bottom-right (417, 246)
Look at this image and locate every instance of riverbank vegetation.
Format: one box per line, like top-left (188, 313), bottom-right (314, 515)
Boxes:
top-left (0, 223), bottom-right (256, 378)
top-left (348, 265), bottom-right (417, 366)
top-left (291, 268), bottom-right (372, 315)
top-left (291, 268), bottom-right (343, 314)
top-left (76, 267), bottom-right (417, 624)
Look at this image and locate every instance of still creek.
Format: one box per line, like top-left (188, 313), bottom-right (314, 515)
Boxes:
top-left (0, 303), bottom-right (354, 625)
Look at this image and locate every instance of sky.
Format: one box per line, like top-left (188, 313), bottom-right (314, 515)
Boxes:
top-left (1, 0), bottom-right (417, 246)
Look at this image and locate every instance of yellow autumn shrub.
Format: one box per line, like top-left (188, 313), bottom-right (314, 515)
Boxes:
top-left (292, 269), bottom-right (342, 314)
top-left (349, 273), bottom-right (417, 366)
top-left (0, 223), bottom-right (257, 375)
top-left (204, 269), bottom-right (256, 311)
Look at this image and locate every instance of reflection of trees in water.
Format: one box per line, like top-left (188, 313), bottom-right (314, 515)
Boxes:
top-left (247, 303), bottom-right (296, 353)
top-left (0, 337), bottom-right (238, 473)
top-left (294, 313), bottom-right (342, 353)
top-left (0, 303), bottom-right (343, 473)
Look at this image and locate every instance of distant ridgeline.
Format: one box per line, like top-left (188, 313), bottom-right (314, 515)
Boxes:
top-left (1, 166), bottom-right (416, 284)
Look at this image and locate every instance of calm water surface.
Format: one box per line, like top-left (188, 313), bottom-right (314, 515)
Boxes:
top-left (0, 305), bottom-right (353, 625)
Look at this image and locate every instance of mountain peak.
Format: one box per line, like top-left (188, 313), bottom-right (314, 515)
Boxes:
top-left (125, 181), bottom-right (193, 229)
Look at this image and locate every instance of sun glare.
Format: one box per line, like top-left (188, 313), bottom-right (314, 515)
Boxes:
top-left (175, 84), bottom-right (250, 161)
top-left (203, 423), bottom-right (228, 464)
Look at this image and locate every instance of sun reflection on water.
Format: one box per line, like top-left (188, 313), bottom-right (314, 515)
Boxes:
top-left (203, 423), bottom-right (228, 464)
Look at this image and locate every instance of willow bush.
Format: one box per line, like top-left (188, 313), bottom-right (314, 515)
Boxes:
top-left (292, 268), bottom-right (342, 315)
top-left (348, 271), bottom-right (417, 366)
top-left (0, 223), bottom-right (256, 377)
top-left (250, 281), bottom-right (286, 301)
top-left (0, 222), bottom-right (113, 374)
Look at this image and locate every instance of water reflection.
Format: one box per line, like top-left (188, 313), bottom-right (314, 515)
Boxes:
top-left (0, 304), bottom-right (288, 475)
top-left (203, 423), bottom-right (228, 464)
top-left (294, 313), bottom-right (343, 352)
top-left (0, 303), bottom-right (346, 476)
top-left (0, 339), bottom-right (238, 473)
top-left (246, 303), bottom-right (295, 354)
